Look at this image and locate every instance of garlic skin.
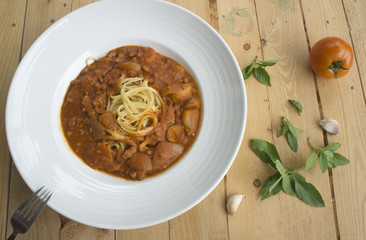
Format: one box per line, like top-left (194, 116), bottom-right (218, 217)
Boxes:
top-left (226, 194), bottom-right (244, 215)
top-left (319, 118), bottom-right (340, 135)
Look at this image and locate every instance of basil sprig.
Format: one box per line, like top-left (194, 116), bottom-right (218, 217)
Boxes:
top-left (242, 58), bottom-right (278, 86)
top-left (308, 138), bottom-right (350, 172)
top-left (250, 139), bottom-right (325, 207)
top-left (277, 117), bottom-right (302, 152)
top-left (249, 91), bottom-right (350, 208)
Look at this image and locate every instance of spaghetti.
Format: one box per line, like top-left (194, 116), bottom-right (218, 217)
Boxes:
top-left (107, 76), bottom-right (163, 138)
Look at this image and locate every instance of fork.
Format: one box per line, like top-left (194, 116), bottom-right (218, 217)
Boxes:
top-left (7, 186), bottom-right (52, 240)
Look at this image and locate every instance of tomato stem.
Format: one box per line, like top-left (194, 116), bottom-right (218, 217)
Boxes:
top-left (329, 61), bottom-right (348, 79)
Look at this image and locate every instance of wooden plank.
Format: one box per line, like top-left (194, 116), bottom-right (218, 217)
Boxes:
top-left (71, 0), bottom-right (99, 10)
top-left (342, 0), bottom-right (366, 98)
top-left (0, 0), bottom-right (27, 238)
top-left (254, 0), bottom-right (337, 238)
top-left (6, 0), bottom-right (69, 239)
top-left (300, 0), bottom-right (366, 239)
top-left (116, 223), bottom-right (168, 240)
top-left (169, 184), bottom-right (228, 240)
top-left (60, 220), bottom-right (114, 240)
top-left (168, 0), bottom-right (211, 24)
top-left (216, 0), bottom-right (283, 238)
top-left (208, 0), bottom-right (219, 31)
top-left (218, 0), bottom-right (338, 238)
top-left (21, 0), bottom-right (72, 55)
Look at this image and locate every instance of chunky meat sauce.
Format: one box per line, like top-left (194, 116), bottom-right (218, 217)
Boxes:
top-left (61, 46), bottom-right (201, 180)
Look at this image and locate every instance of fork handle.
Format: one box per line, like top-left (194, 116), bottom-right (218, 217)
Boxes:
top-left (7, 232), bottom-right (17, 240)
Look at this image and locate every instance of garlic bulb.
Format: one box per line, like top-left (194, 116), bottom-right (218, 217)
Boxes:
top-left (319, 118), bottom-right (340, 135)
top-left (226, 194), bottom-right (244, 215)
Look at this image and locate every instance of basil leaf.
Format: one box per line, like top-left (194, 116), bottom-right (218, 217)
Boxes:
top-left (284, 117), bottom-right (302, 139)
top-left (323, 150), bottom-right (334, 159)
top-left (268, 176), bottom-right (282, 194)
top-left (287, 131), bottom-right (298, 152)
top-left (282, 175), bottom-right (297, 196)
top-left (271, 181), bottom-right (282, 196)
top-left (293, 173), bottom-right (306, 182)
top-left (261, 172), bottom-right (282, 200)
top-left (277, 123), bottom-right (288, 137)
top-left (258, 60), bottom-right (278, 66)
top-left (254, 67), bottom-right (271, 86)
top-left (250, 139), bottom-right (281, 169)
top-left (294, 176), bottom-right (325, 207)
top-left (278, 117), bottom-right (302, 152)
top-left (251, 62), bottom-right (260, 69)
top-left (275, 160), bottom-right (287, 176)
top-left (322, 143), bottom-right (341, 152)
top-left (327, 158), bottom-right (337, 168)
top-left (242, 65), bottom-right (253, 80)
top-left (332, 153), bottom-right (350, 166)
top-left (319, 153), bottom-right (328, 173)
top-left (321, 150), bottom-right (334, 170)
top-left (305, 153), bottom-right (318, 170)
top-left (288, 99), bottom-right (303, 116)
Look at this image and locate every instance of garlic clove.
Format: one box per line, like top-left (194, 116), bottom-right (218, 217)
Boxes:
top-left (319, 118), bottom-right (340, 135)
top-left (226, 194), bottom-right (244, 215)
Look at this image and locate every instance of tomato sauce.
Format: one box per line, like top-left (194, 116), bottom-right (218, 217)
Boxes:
top-left (61, 46), bottom-right (201, 180)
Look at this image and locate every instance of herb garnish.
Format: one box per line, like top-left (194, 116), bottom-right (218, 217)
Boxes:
top-left (277, 117), bottom-right (302, 152)
top-left (288, 99), bottom-right (303, 116)
top-left (308, 138), bottom-right (350, 172)
top-left (242, 57), bottom-right (278, 86)
top-left (250, 139), bottom-right (325, 207)
top-left (244, 60), bottom-right (350, 208)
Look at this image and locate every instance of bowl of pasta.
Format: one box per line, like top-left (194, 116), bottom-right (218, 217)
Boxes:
top-left (6, 0), bottom-right (246, 229)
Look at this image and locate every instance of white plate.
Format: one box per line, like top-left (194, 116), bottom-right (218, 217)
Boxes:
top-left (6, 0), bottom-right (246, 229)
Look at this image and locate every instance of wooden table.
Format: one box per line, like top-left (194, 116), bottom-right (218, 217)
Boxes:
top-left (1, 0), bottom-right (365, 239)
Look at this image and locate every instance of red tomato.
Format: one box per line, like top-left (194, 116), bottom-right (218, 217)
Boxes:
top-left (309, 37), bottom-right (353, 79)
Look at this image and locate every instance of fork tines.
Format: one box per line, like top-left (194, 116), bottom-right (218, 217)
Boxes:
top-left (18, 186), bottom-right (52, 222)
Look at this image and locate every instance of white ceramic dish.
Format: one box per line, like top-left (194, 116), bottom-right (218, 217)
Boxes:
top-left (6, 0), bottom-right (246, 229)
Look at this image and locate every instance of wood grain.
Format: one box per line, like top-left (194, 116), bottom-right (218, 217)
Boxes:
top-left (0, 1), bottom-right (27, 239)
top-left (217, 0), bottom-right (337, 238)
top-left (60, 221), bottom-right (113, 240)
top-left (208, 0), bottom-right (219, 31)
top-left (1, 0), bottom-right (366, 239)
top-left (342, 0), bottom-right (366, 98)
top-left (168, 0), bottom-right (210, 24)
top-left (116, 223), bottom-right (168, 240)
top-left (21, 0), bottom-right (72, 55)
top-left (71, 0), bottom-right (99, 10)
top-left (301, 0), bottom-right (366, 239)
top-left (216, 0), bottom-right (284, 238)
top-left (254, 0), bottom-right (337, 238)
top-left (6, 0), bottom-right (71, 239)
top-left (170, 184), bottom-right (228, 240)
